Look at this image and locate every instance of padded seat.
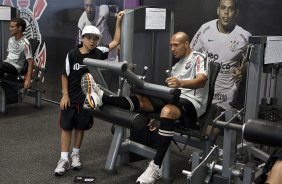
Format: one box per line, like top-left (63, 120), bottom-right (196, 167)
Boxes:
top-left (173, 62), bottom-right (221, 139)
top-left (140, 62), bottom-right (221, 143)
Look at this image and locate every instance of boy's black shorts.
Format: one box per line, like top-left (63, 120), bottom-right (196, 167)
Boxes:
top-left (59, 103), bottom-right (94, 131)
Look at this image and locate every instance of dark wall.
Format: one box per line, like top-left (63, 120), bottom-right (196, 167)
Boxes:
top-left (142, 0), bottom-right (282, 37)
top-left (40, 1), bottom-right (84, 100)
top-left (238, 0), bottom-right (282, 36)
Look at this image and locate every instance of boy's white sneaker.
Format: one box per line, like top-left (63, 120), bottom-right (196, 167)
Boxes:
top-left (54, 159), bottom-right (70, 176)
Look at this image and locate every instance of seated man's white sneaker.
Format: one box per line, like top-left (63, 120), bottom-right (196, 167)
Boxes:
top-left (81, 73), bottom-right (104, 109)
top-left (71, 154), bottom-right (82, 170)
top-left (136, 160), bottom-right (162, 184)
top-left (83, 91), bottom-right (102, 109)
top-left (54, 159), bottom-right (70, 176)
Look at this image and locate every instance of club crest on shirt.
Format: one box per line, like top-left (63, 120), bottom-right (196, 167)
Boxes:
top-left (185, 61), bottom-right (191, 69)
top-left (229, 39), bottom-right (239, 52)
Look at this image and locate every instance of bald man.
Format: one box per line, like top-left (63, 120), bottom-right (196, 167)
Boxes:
top-left (81, 32), bottom-right (209, 184)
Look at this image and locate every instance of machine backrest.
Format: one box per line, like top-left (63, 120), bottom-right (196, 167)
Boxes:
top-left (20, 38), bottom-right (40, 75)
top-left (198, 61), bottom-right (221, 134)
top-left (174, 61), bottom-right (221, 135)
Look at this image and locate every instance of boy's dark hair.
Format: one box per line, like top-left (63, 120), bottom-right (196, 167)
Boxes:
top-left (11, 18), bottom-right (26, 32)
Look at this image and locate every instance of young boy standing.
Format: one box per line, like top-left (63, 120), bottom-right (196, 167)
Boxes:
top-left (54, 11), bottom-right (123, 176)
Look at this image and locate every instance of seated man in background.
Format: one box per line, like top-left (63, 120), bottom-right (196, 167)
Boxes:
top-left (81, 32), bottom-right (209, 184)
top-left (0, 18), bottom-right (34, 89)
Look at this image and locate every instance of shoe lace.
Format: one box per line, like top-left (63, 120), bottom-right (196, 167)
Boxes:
top-left (83, 97), bottom-right (93, 109)
top-left (72, 154), bottom-right (80, 163)
top-left (58, 159), bottom-right (68, 169)
top-left (93, 83), bottom-right (101, 94)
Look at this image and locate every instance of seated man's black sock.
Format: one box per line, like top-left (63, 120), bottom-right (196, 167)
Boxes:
top-left (102, 95), bottom-right (140, 111)
top-left (153, 117), bottom-right (175, 167)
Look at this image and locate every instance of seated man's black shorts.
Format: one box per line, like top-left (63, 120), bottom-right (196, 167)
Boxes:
top-left (59, 103), bottom-right (94, 130)
top-left (0, 62), bottom-right (19, 77)
top-left (149, 97), bottom-right (197, 127)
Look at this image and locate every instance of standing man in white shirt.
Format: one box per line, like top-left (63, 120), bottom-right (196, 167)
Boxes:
top-left (77, 0), bottom-right (117, 61)
top-left (190, 0), bottom-right (251, 111)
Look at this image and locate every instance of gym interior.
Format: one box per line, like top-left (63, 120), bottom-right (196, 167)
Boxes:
top-left (1, 0), bottom-right (282, 183)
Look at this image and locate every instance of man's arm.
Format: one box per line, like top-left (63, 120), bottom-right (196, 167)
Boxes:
top-left (77, 12), bottom-right (87, 45)
top-left (233, 44), bottom-right (251, 86)
top-left (23, 58), bottom-right (34, 89)
top-left (190, 26), bottom-right (205, 52)
top-left (108, 11), bottom-right (124, 50)
top-left (166, 74), bottom-right (207, 89)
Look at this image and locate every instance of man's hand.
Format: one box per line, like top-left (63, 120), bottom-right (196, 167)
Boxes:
top-left (60, 95), bottom-right (70, 110)
top-left (233, 67), bottom-right (242, 86)
top-left (233, 52), bottom-right (249, 86)
top-left (24, 76), bottom-right (31, 89)
top-left (165, 76), bottom-right (182, 88)
top-left (147, 119), bottom-right (158, 132)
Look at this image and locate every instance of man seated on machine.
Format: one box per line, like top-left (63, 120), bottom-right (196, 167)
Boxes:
top-left (81, 32), bottom-right (209, 184)
top-left (0, 18), bottom-right (34, 89)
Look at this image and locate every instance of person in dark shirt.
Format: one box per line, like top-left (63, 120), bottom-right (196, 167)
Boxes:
top-left (54, 11), bottom-right (123, 176)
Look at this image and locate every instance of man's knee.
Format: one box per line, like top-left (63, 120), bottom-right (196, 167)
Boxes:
top-left (266, 160), bottom-right (282, 184)
top-left (160, 105), bottom-right (180, 119)
top-left (138, 96), bottom-right (154, 111)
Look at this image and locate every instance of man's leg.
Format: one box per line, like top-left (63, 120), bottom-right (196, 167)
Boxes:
top-left (81, 72), bottom-right (155, 111)
top-left (266, 160), bottom-right (282, 184)
top-left (0, 62), bottom-right (18, 77)
top-left (155, 104), bottom-right (181, 165)
top-left (102, 95), bottom-right (141, 111)
top-left (137, 104), bottom-right (181, 184)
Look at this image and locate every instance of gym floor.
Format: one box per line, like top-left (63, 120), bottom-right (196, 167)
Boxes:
top-left (0, 97), bottom-right (195, 184)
